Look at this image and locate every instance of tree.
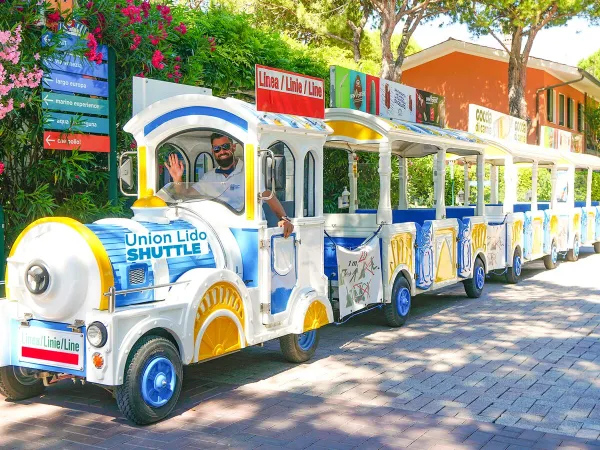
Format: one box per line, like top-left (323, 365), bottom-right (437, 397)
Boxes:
top-left (582, 102), bottom-right (600, 154)
top-left (579, 48), bottom-right (600, 80)
top-left (224, 0), bottom-right (433, 81)
top-left (455, 1), bottom-right (600, 120)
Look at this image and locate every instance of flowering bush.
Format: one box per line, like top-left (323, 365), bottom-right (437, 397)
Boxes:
top-left (0, 24), bottom-right (43, 119)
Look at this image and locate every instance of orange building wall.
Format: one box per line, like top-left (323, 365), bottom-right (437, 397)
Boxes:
top-left (401, 52), bottom-right (585, 145)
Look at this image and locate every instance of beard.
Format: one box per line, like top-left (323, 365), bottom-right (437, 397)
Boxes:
top-left (216, 154), bottom-right (234, 168)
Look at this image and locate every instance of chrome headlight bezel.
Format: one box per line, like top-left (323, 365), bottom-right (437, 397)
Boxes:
top-left (87, 322), bottom-right (108, 348)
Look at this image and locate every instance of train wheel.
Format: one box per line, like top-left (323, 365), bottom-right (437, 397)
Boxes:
top-left (566, 236), bottom-right (580, 262)
top-left (595, 242), bottom-right (600, 253)
top-left (383, 276), bottom-right (412, 327)
top-left (0, 366), bottom-right (45, 401)
top-left (280, 328), bottom-right (320, 363)
top-left (464, 257), bottom-right (485, 298)
top-left (543, 240), bottom-right (560, 270)
top-left (116, 336), bottom-right (182, 425)
top-left (505, 249), bottom-right (522, 284)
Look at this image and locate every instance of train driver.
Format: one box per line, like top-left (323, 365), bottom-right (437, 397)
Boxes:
top-left (165, 133), bottom-right (294, 238)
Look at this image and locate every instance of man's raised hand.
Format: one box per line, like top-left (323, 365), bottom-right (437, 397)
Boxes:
top-left (165, 153), bottom-right (184, 182)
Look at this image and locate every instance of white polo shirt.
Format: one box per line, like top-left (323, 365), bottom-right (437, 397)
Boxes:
top-left (192, 159), bottom-right (245, 211)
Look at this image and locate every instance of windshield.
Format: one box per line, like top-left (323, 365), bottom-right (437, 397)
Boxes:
top-left (157, 180), bottom-right (244, 214)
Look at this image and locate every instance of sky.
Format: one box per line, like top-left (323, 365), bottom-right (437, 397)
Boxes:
top-left (411, 17), bottom-right (600, 67)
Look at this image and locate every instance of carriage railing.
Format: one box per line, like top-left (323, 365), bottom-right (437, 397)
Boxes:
top-left (103, 280), bottom-right (191, 313)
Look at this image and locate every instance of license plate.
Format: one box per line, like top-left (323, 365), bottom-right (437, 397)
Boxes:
top-left (18, 326), bottom-right (84, 371)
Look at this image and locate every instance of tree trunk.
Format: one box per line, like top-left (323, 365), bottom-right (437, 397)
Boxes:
top-left (507, 30), bottom-right (529, 120)
top-left (379, 4), bottom-right (396, 80)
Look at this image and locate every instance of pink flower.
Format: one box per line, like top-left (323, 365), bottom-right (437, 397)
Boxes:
top-left (47, 11), bottom-right (61, 23)
top-left (130, 34), bottom-right (142, 50)
top-left (33, 53), bottom-right (40, 60)
top-left (0, 161), bottom-right (4, 175)
top-left (149, 34), bottom-right (160, 45)
top-left (19, 102), bottom-right (24, 108)
top-left (151, 49), bottom-right (164, 70)
top-left (174, 22), bottom-right (187, 35)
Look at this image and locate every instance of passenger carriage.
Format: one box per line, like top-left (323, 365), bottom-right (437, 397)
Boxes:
top-left (322, 108), bottom-right (491, 326)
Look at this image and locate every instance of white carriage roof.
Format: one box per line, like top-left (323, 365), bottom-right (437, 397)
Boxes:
top-left (556, 150), bottom-right (600, 170)
top-left (124, 94), bottom-right (331, 141)
top-left (480, 136), bottom-right (562, 166)
top-left (324, 108), bottom-right (486, 157)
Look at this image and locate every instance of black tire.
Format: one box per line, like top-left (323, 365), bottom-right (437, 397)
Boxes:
top-left (0, 366), bottom-right (45, 401)
top-left (383, 276), bottom-right (412, 327)
top-left (279, 328), bottom-right (320, 363)
top-left (595, 242), bottom-right (600, 253)
top-left (566, 236), bottom-right (580, 262)
top-left (116, 336), bottom-right (182, 425)
top-left (505, 248), bottom-right (522, 284)
top-left (464, 257), bottom-right (485, 298)
top-left (543, 240), bottom-right (560, 270)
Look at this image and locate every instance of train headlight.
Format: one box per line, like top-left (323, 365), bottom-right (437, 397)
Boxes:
top-left (87, 322), bottom-right (108, 348)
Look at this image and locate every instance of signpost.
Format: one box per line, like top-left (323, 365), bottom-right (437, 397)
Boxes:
top-left (41, 26), bottom-right (117, 203)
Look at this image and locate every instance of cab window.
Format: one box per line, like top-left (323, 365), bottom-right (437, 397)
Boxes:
top-left (263, 141), bottom-right (295, 225)
top-left (304, 151), bottom-right (316, 217)
top-left (194, 152), bottom-right (214, 181)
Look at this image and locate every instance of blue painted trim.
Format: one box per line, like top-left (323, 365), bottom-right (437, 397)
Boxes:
top-left (415, 222), bottom-right (434, 289)
top-left (457, 218), bottom-right (472, 278)
top-left (10, 320), bottom-right (86, 377)
top-left (230, 228), bottom-right (259, 287)
top-left (144, 107), bottom-right (248, 136)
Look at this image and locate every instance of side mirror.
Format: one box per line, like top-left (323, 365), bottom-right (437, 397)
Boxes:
top-left (119, 151), bottom-right (137, 197)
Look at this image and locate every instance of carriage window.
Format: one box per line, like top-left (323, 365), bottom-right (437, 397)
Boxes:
top-left (157, 143), bottom-right (189, 190)
top-left (261, 141), bottom-right (295, 224)
top-left (194, 152), bottom-right (214, 182)
top-left (304, 151), bottom-right (316, 217)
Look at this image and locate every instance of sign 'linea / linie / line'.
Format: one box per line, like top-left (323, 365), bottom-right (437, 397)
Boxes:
top-left (255, 65), bottom-right (325, 119)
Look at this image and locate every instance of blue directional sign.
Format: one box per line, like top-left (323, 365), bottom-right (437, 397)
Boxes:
top-left (44, 54), bottom-right (108, 79)
top-left (42, 92), bottom-right (109, 116)
top-left (41, 32), bottom-right (108, 60)
top-left (43, 71), bottom-right (108, 97)
top-left (44, 112), bottom-right (110, 134)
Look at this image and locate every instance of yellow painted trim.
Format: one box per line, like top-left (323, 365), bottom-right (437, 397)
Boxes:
top-left (472, 223), bottom-right (487, 253)
top-left (388, 232), bottom-right (413, 282)
top-left (550, 215), bottom-right (558, 236)
top-left (512, 221), bottom-right (523, 246)
top-left (303, 301), bottom-right (330, 332)
top-left (434, 227), bottom-right (457, 283)
top-left (7, 218), bottom-right (114, 309)
top-left (195, 281), bottom-right (245, 362)
top-left (573, 214), bottom-right (580, 231)
top-left (245, 144), bottom-right (255, 221)
top-left (533, 217), bottom-right (543, 255)
top-left (588, 212), bottom-right (595, 241)
top-left (138, 146), bottom-right (147, 197)
top-left (327, 121), bottom-right (383, 141)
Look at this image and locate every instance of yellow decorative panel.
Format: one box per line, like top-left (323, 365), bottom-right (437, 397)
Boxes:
top-left (573, 214), bottom-right (580, 231)
top-left (472, 223), bottom-right (487, 253)
top-left (388, 232), bottom-right (413, 281)
top-left (245, 144), bottom-right (255, 221)
top-left (533, 217), bottom-right (543, 255)
top-left (195, 282), bottom-right (245, 362)
top-left (434, 227), bottom-right (457, 283)
top-left (303, 301), bottom-right (330, 332)
top-left (327, 121), bottom-right (383, 141)
top-left (512, 221), bottom-right (523, 245)
top-left (589, 212), bottom-right (596, 242)
top-left (550, 215), bottom-right (558, 236)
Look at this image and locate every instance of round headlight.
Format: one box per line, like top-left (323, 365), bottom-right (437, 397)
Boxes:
top-left (87, 322), bottom-right (108, 348)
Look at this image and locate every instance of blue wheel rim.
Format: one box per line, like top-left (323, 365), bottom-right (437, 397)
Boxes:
top-left (298, 330), bottom-right (316, 352)
top-left (514, 255), bottom-right (522, 277)
top-left (395, 287), bottom-right (411, 317)
top-left (574, 239), bottom-right (580, 258)
top-left (141, 356), bottom-right (176, 408)
top-left (475, 266), bottom-right (485, 290)
top-left (552, 245), bottom-right (557, 264)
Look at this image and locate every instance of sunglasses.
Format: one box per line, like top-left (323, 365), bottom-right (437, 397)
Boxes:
top-left (212, 142), bottom-right (233, 153)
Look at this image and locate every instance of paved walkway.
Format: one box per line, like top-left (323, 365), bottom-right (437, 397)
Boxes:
top-left (1, 249), bottom-right (600, 449)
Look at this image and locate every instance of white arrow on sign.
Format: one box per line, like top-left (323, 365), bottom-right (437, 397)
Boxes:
top-left (45, 134), bottom-right (55, 146)
top-left (42, 94), bottom-right (53, 105)
top-left (42, 34), bottom-right (51, 45)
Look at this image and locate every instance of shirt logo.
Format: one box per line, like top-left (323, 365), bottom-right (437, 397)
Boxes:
top-left (230, 184), bottom-right (241, 191)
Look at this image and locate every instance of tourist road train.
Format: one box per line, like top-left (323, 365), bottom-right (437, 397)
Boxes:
top-left (1, 88), bottom-right (599, 425)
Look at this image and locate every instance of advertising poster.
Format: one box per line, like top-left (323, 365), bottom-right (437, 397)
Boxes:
top-left (416, 89), bottom-right (446, 127)
top-left (467, 104), bottom-right (527, 143)
top-left (379, 79), bottom-right (416, 122)
top-left (255, 65), bottom-right (325, 119)
top-left (336, 240), bottom-right (383, 319)
top-left (555, 169), bottom-right (569, 203)
top-left (330, 66), bottom-right (350, 109)
top-left (539, 126), bottom-right (578, 152)
top-left (349, 70), bottom-right (367, 112)
top-left (366, 74), bottom-right (379, 115)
